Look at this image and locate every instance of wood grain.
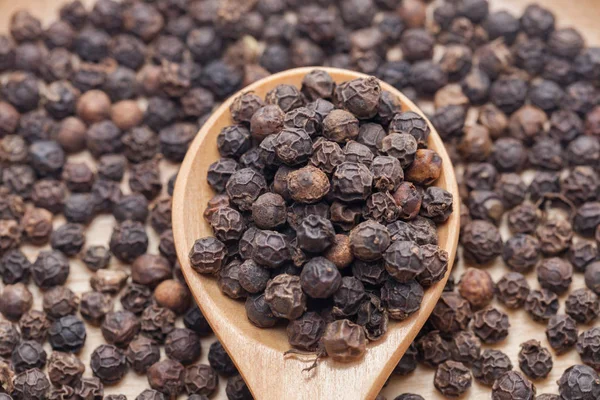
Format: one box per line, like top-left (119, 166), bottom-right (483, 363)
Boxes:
top-left (0, 0), bottom-right (597, 399)
top-left (172, 67), bottom-right (460, 400)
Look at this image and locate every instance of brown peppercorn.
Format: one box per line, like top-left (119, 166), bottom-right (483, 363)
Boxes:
top-left (287, 165), bottom-right (330, 203)
top-left (264, 274), bottom-right (306, 320)
top-left (111, 100), bottom-right (143, 131)
top-left (363, 192), bottom-right (400, 224)
top-left (147, 359), bottom-right (184, 399)
top-left (394, 342), bottom-right (418, 376)
top-left (383, 241), bottom-right (424, 283)
top-left (189, 237), bottom-right (227, 274)
top-left (380, 133), bottom-right (417, 169)
top-left (324, 234), bottom-right (354, 269)
top-left (154, 279), bottom-right (190, 315)
top-left (48, 351), bottom-right (85, 387)
top-left (405, 149), bottom-right (442, 186)
top-left (226, 168), bottom-right (267, 211)
top-left (322, 319), bottom-right (367, 363)
top-left (19, 310), bottom-right (50, 342)
top-left (237, 260), bottom-right (269, 294)
top-left (518, 339), bottom-right (553, 380)
top-left (370, 156), bottom-right (402, 193)
top-left (90, 269), bottom-right (128, 294)
top-left (300, 257), bottom-right (342, 299)
top-left (458, 268), bottom-right (494, 309)
top-left (492, 371), bottom-right (537, 400)
top-left (392, 182), bottom-right (422, 220)
top-left (0, 283), bottom-right (32, 321)
top-left (331, 162), bottom-right (373, 202)
top-left (76, 89), bottom-right (111, 123)
top-left (496, 272), bottom-right (530, 309)
top-left (251, 229), bottom-right (291, 268)
top-left (0, 321), bottom-right (20, 358)
top-left (472, 307), bottom-right (510, 344)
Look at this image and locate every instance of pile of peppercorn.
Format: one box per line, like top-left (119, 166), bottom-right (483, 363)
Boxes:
top-left (0, 0), bottom-right (598, 398)
top-left (190, 69), bottom-right (454, 363)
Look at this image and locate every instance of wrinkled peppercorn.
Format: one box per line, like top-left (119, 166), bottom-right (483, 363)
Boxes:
top-left (496, 272), bottom-right (530, 309)
top-left (518, 339), bottom-right (553, 380)
top-left (430, 292), bottom-right (472, 335)
top-left (461, 220), bottom-right (502, 265)
top-left (458, 268), bottom-right (494, 309)
top-left (491, 371), bottom-right (536, 400)
top-left (90, 344), bottom-right (128, 384)
top-left (577, 327), bottom-right (600, 370)
top-left (19, 310), bottom-right (50, 343)
top-left (416, 331), bottom-right (450, 368)
top-left (48, 350), bottom-right (85, 387)
top-left (141, 304), bottom-right (176, 343)
top-left (526, 289), bottom-right (559, 323)
top-left (101, 310), bottom-right (140, 348)
top-left (48, 315), bottom-right (87, 353)
top-left (12, 368), bottom-right (50, 400)
top-left (558, 364), bottom-right (600, 400)
top-left (434, 360), bottom-right (472, 397)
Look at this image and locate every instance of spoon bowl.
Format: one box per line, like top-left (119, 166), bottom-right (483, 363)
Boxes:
top-left (173, 67), bottom-right (460, 400)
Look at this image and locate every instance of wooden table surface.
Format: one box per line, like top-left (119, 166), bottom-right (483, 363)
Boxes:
top-left (0, 0), bottom-right (598, 399)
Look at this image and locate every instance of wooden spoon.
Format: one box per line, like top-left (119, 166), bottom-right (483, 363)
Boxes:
top-left (172, 67), bottom-right (460, 400)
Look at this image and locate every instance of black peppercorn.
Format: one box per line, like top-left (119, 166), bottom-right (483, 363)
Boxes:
top-left (91, 344), bottom-right (128, 384)
top-left (48, 315), bottom-right (87, 353)
top-left (558, 365), bottom-right (600, 400)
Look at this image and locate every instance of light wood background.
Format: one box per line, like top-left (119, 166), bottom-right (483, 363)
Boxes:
top-left (0, 0), bottom-right (598, 399)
